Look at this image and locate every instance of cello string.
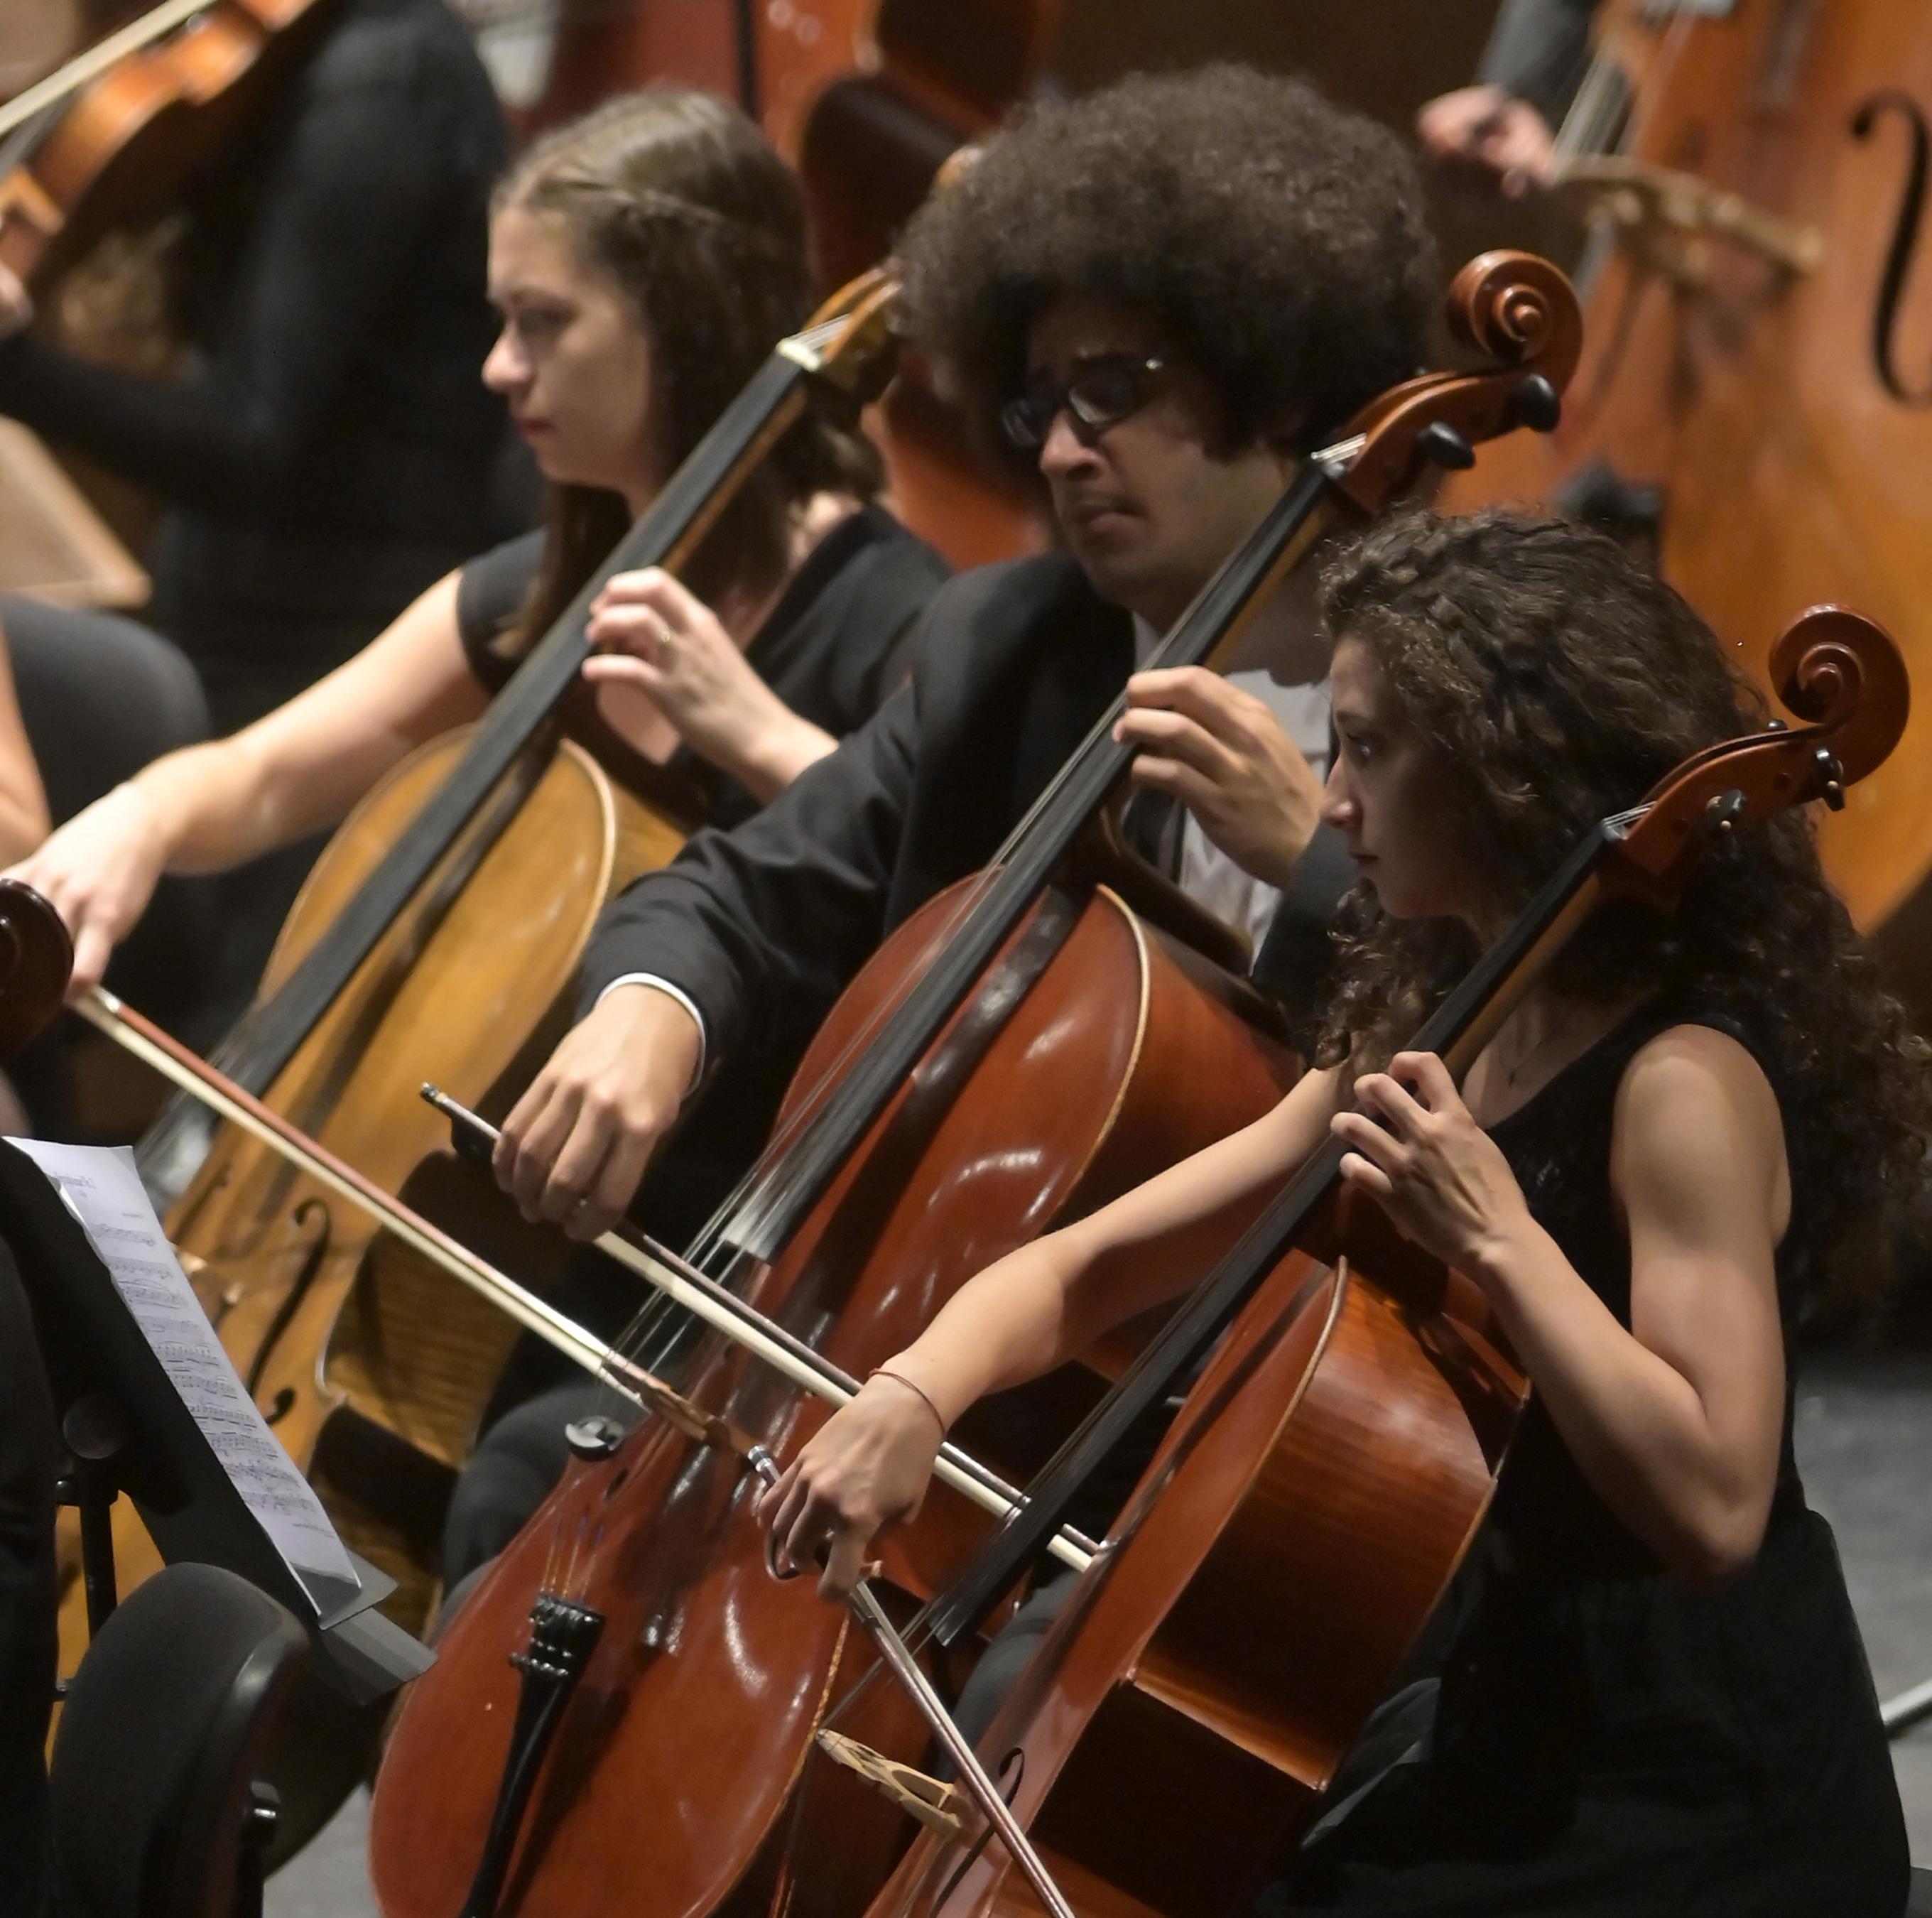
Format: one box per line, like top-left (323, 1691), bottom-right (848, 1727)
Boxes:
top-left (538, 1506), bottom-right (572, 1605)
top-left (0, 0), bottom-right (212, 144)
top-left (603, 453), bottom-right (1348, 1421)
top-left (613, 830), bottom-right (1016, 1358)
top-left (673, 868), bottom-right (1004, 1274)
top-left (1553, 0), bottom-right (1704, 177)
top-left (0, 101), bottom-right (60, 180)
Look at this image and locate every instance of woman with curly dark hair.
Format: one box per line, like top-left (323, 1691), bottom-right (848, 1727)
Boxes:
top-left (759, 508), bottom-right (1918, 1914)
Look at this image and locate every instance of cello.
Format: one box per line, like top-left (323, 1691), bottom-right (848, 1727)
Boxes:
top-left (816, 600), bottom-right (1906, 1918)
top-left (55, 261), bottom-right (903, 1676)
top-left (1434, 0), bottom-right (1932, 1009)
top-left (367, 250), bottom-right (1581, 1918)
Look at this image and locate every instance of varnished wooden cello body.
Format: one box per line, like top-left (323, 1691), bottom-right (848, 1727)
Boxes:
top-left (835, 605), bottom-right (1908, 1918)
top-left (367, 251), bottom-right (1583, 1918)
top-left (1435, 0), bottom-right (1932, 1004)
top-left (53, 268), bottom-right (904, 1687)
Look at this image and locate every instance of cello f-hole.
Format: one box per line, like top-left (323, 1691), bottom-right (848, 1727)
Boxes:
top-left (1852, 90), bottom-right (1932, 406)
top-left (932, 1745), bottom-right (1025, 1909)
top-left (242, 1193), bottom-right (332, 1395)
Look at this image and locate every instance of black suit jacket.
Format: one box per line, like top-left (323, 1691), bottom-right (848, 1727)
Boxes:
top-left (584, 555), bottom-right (1353, 1161)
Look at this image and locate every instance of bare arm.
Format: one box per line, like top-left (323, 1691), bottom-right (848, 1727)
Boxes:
top-left (6, 571), bottom-right (487, 992)
top-left (754, 1062), bottom-right (1343, 1595)
top-left (1335, 1029), bottom-right (1789, 1579)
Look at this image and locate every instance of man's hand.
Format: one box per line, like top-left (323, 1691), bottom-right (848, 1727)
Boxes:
top-left (1416, 84), bottom-right (1558, 198)
top-left (493, 984), bottom-right (703, 1240)
top-left (1114, 666), bottom-right (1323, 889)
top-left (0, 264), bottom-right (33, 342)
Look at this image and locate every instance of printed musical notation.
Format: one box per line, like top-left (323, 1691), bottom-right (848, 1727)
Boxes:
top-left (7, 1137), bottom-right (359, 1612)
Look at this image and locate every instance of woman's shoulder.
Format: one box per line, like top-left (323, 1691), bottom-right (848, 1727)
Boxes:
top-left (1615, 1009), bottom-right (1781, 1121)
top-left (453, 529), bottom-right (546, 687)
top-left (1610, 1018), bottom-right (1788, 1202)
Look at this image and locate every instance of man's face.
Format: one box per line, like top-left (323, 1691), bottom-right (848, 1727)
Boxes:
top-left (1023, 297), bottom-right (1298, 629)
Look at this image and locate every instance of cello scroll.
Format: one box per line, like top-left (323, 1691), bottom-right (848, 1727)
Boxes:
top-left (1332, 251), bottom-right (1583, 511)
top-left (1614, 608), bottom-right (1907, 897)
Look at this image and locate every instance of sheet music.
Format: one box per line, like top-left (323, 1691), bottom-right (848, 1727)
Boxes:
top-left (9, 1137), bottom-right (359, 1615)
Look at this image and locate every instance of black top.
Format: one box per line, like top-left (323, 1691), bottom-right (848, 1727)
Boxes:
top-left (581, 551), bottom-right (1355, 1059)
top-left (457, 503), bottom-right (950, 1261)
top-left (1477, 0), bottom-right (1598, 126)
top-left (0, 0), bottom-right (521, 704)
top-left (1285, 999), bottom-right (1909, 1917)
top-left (455, 503), bottom-right (951, 835)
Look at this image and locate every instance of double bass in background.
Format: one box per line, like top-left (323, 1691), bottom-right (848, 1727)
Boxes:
top-left (367, 240), bottom-right (1582, 1918)
top-left (1423, 0), bottom-right (1932, 1012)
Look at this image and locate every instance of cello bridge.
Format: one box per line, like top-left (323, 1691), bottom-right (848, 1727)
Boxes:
top-left (816, 1730), bottom-right (968, 1841)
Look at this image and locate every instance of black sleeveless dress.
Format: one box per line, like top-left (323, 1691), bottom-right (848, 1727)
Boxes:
top-left (1277, 1002), bottom-right (1909, 1916)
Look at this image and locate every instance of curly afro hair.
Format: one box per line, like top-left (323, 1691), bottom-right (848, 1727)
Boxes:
top-left (899, 65), bottom-right (1437, 467)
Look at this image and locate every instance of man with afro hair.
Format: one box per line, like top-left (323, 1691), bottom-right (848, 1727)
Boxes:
top-left (497, 63), bottom-right (1438, 1238)
top-left (464, 66), bottom-right (1440, 1592)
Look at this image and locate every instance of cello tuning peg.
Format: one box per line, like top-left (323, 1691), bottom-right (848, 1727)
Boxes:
top-left (1813, 745), bottom-right (1846, 809)
top-left (1507, 374), bottom-right (1563, 434)
top-left (1703, 789), bottom-right (1747, 835)
top-left (1415, 421), bottom-right (1477, 470)
top-left (1801, 745), bottom-right (1847, 811)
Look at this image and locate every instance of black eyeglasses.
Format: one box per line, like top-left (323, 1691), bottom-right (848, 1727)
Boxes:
top-left (999, 354), bottom-right (1168, 450)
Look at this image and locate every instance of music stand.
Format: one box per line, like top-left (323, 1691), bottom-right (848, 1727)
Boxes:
top-left (0, 1139), bottom-right (429, 1703)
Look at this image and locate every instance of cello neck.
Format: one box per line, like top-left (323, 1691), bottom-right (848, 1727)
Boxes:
top-left (710, 457), bottom-right (1345, 1267)
top-left (143, 321), bottom-right (854, 1174)
top-left (920, 813), bottom-right (1629, 1641)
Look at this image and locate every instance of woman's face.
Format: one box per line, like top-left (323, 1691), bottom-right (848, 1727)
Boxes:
top-left (1323, 634), bottom-right (1480, 926)
top-left (484, 205), bottom-right (661, 511)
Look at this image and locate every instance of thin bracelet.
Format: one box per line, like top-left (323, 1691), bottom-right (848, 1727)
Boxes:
top-left (867, 1367), bottom-right (948, 1436)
